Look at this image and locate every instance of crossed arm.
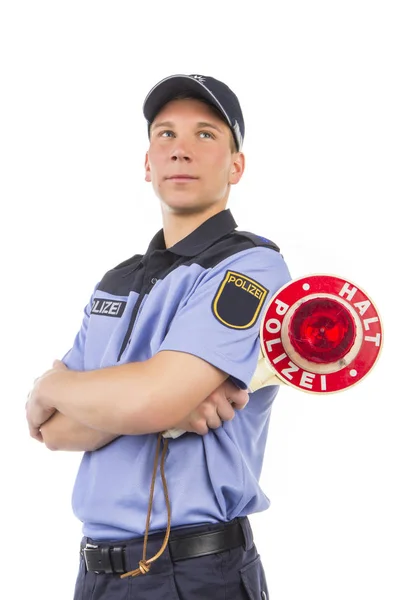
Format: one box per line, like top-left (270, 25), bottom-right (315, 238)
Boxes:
top-left (27, 351), bottom-right (249, 452)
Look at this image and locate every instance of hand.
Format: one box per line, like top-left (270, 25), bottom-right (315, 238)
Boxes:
top-left (174, 379), bottom-right (249, 436)
top-left (25, 360), bottom-right (68, 442)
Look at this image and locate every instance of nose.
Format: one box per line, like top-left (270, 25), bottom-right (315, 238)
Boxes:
top-left (170, 143), bottom-right (192, 162)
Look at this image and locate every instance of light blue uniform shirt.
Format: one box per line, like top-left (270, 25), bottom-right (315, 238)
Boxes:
top-left (62, 210), bottom-right (291, 540)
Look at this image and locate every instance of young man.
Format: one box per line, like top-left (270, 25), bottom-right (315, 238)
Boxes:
top-left (26, 74), bottom-right (291, 599)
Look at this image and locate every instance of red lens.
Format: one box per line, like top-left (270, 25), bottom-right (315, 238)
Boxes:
top-left (288, 298), bottom-right (356, 363)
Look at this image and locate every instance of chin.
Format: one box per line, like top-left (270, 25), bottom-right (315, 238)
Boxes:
top-left (161, 195), bottom-right (215, 215)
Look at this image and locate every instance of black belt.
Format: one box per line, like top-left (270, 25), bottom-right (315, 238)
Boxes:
top-left (82, 519), bottom-right (246, 575)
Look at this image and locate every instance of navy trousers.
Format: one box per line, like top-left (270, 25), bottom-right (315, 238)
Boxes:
top-left (73, 518), bottom-right (269, 599)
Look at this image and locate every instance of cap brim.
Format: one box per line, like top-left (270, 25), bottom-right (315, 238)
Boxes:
top-left (143, 75), bottom-right (232, 128)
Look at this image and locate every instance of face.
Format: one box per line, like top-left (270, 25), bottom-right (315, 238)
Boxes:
top-left (144, 98), bottom-right (245, 215)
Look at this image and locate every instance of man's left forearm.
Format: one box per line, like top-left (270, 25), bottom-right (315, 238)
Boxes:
top-left (37, 351), bottom-right (228, 436)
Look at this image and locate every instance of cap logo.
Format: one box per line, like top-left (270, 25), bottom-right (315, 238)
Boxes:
top-left (191, 74), bottom-right (206, 83)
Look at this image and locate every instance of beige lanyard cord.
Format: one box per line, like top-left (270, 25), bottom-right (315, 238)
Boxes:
top-left (121, 432), bottom-right (171, 578)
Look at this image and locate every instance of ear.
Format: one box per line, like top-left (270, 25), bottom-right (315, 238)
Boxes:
top-left (229, 152), bottom-right (245, 185)
top-left (144, 152), bottom-right (151, 182)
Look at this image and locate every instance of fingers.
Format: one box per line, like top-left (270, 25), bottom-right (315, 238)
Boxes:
top-left (208, 382), bottom-right (248, 416)
top-left (186, 401), bottom-right (223, 435)
top-left (187, 417), bottom-right (209, 436)
top-left (176, 380), bottom-right (251, 437)
top-left (32, 430), bottom-right (43, 442)
top-left (52, 359), bottom-right (67, 370)
top-left (28, 423), bottom-right (43, 442)
top-left (203, 411), bottom-right (222, 430)
top-left (222, 379), bottom-right (249, 410)
top-left (229, 388), bottom-right (249, 410)
top-left (214, 398), bottom-right (235, 422)
top-left (192, 401), bottom-right (224, 433)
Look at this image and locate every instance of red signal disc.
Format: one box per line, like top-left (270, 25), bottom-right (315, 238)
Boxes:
top-left (288, 297), bottom-right (357, 363)
top-left (260, 274), bottom-right (383, 393)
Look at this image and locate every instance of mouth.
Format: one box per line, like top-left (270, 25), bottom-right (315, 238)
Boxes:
top-left (165, 175), bottom-right (199, 182)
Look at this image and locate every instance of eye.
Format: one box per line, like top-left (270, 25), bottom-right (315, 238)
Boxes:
top-left (199, 131), bottom-right (215, 139)
top-left (159, 130), bottom-right (175, 138)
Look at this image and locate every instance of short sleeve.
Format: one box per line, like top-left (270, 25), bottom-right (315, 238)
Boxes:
top-left (158, 247), bottom-right (291, 388)
top-left (61, 285), bottom-right (98, 371)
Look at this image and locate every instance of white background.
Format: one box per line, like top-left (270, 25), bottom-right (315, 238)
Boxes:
top-left (1, 1), bottom-right (398, 599)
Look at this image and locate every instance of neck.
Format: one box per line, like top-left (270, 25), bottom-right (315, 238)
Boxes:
top-left (161, 204), bottom-right (228, 248)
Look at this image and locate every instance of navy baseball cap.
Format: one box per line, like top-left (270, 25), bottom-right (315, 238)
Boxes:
top-left (143, 74), bottom-right (245, 151)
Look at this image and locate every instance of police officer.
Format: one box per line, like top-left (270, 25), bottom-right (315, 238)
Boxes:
top-left (26, 74), bottom-right (291, 599)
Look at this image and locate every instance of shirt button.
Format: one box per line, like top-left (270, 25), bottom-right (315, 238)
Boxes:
top-left (151, 277), bottom-right (158, 285)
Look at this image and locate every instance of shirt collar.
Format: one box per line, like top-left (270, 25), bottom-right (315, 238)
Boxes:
top-left (145, 209), bottom-right (238, 258)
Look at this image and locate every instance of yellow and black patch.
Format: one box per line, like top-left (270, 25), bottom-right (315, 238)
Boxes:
top-left (212, 270), bottom-right (268, 329)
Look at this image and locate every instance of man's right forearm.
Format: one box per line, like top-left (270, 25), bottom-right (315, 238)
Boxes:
top-left (40, 411), bottom-right (119, 451)
top-left (39, 378), bottom-right (248, 451)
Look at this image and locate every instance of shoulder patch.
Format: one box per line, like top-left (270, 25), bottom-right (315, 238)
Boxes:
top-left (212, 270), bottom-right (269, 329)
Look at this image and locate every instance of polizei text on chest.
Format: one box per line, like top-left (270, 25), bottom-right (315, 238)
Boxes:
top-left (91, 298), bottom-right (127, 318)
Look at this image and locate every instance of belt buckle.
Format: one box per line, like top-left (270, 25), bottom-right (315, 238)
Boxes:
top-left (82, 543), bottom-right (106, 574)
top-left (82, 543), bottom-right (126, 575)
